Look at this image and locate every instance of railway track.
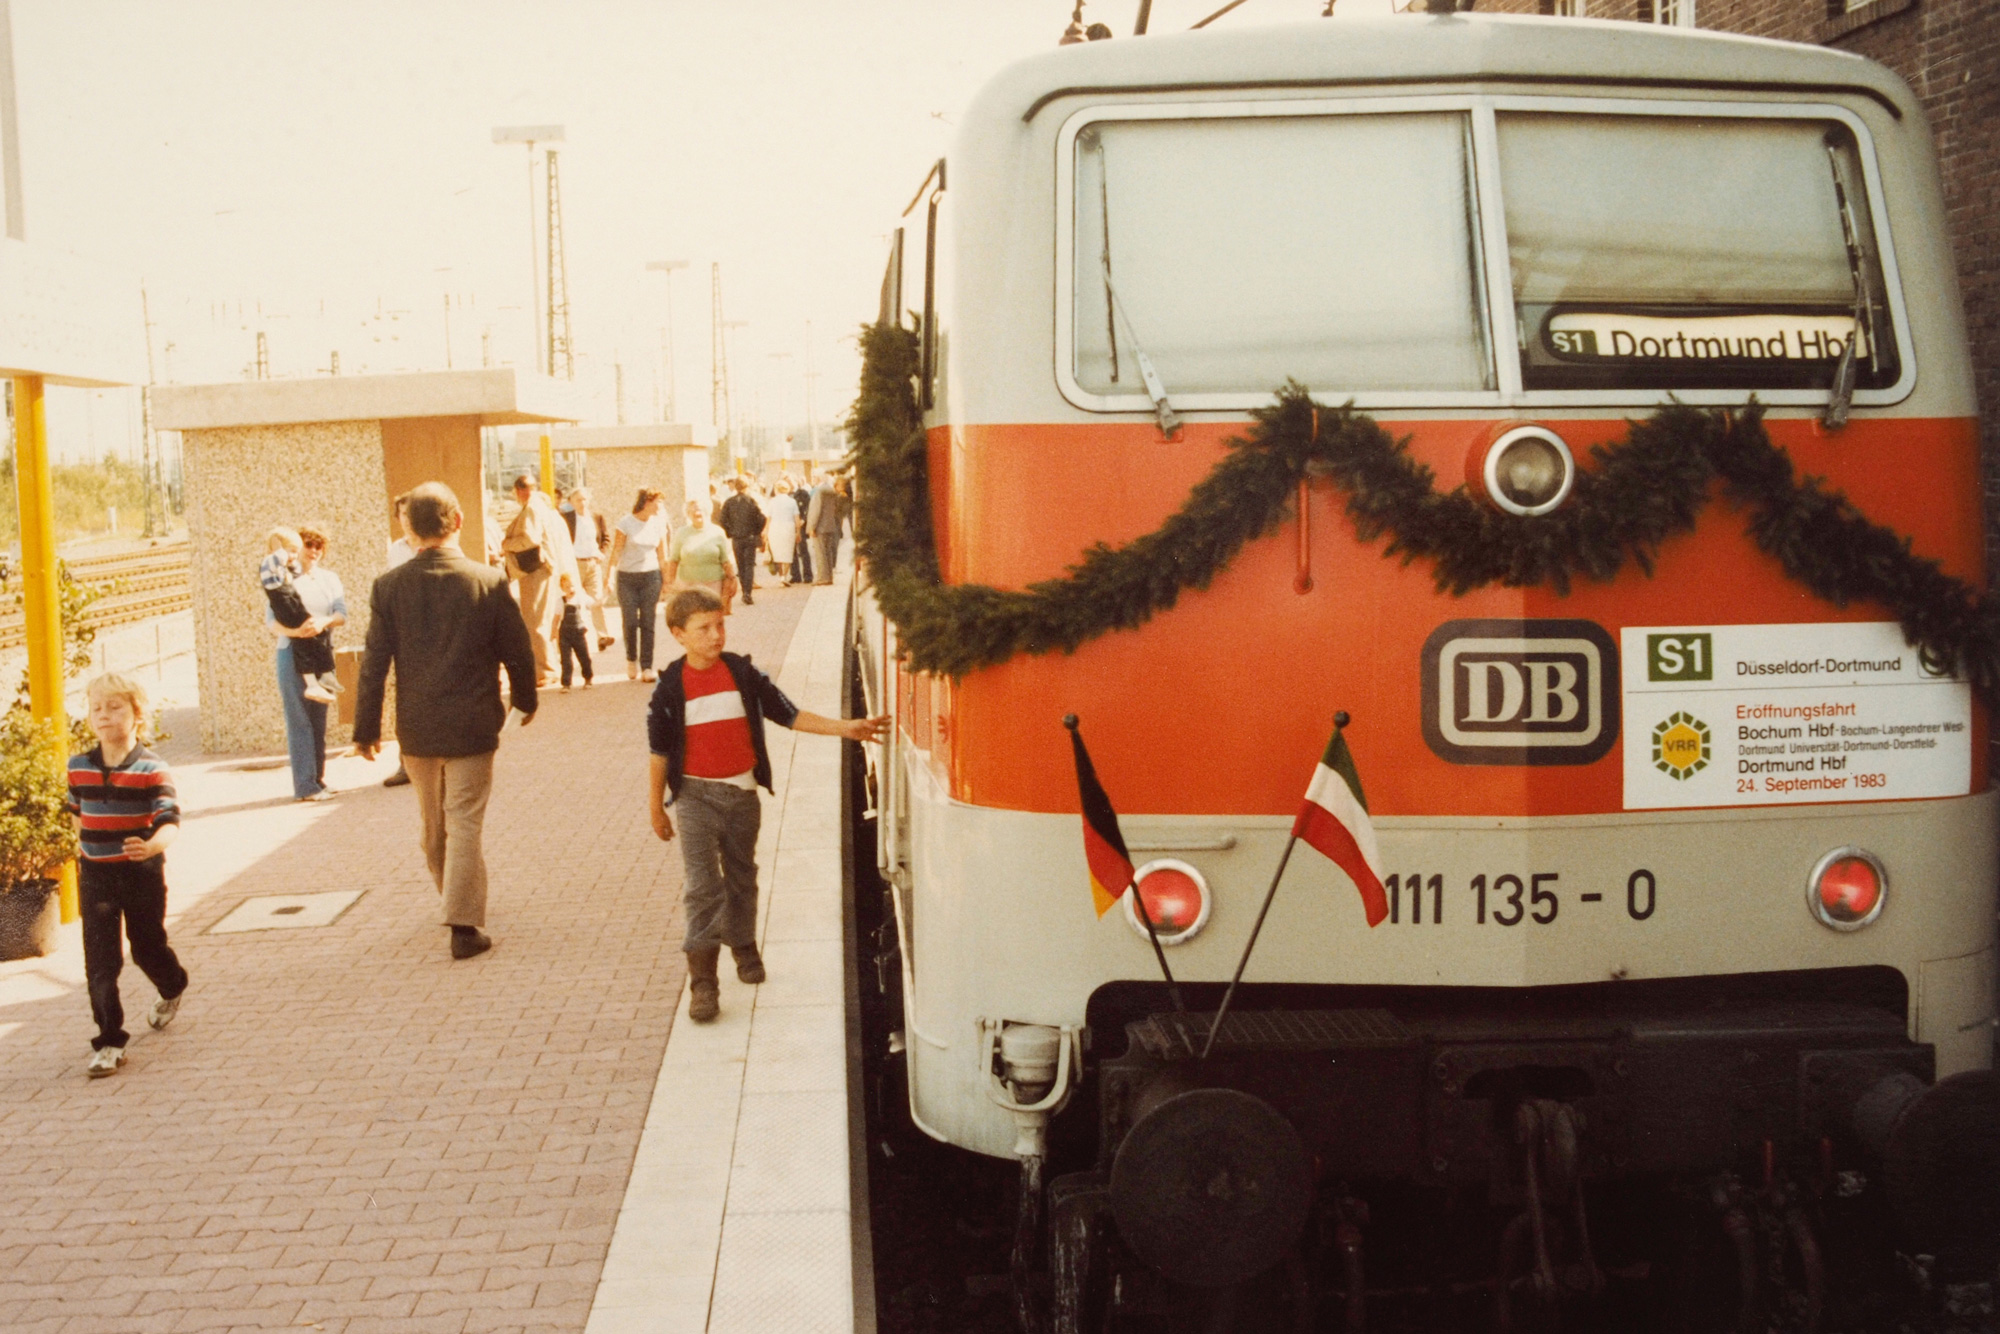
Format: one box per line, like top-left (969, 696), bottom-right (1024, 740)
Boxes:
top-left (0, 542), bottom-right (192, 652)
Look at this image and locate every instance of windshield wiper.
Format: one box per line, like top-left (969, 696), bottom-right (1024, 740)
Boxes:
top-left (1823, 137), bottom-right (1878, 430)
top-left (1087, 131), bottom-right (1181, 437)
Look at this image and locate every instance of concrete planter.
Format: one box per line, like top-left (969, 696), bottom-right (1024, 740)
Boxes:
top-left (0, 879), bottom-right (60, 960)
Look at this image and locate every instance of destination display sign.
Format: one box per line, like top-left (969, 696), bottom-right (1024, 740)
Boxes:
top-left (1546, 311), bottom-right (1865, 365)
top-left (1620, 622), bottom-right (1970, 811)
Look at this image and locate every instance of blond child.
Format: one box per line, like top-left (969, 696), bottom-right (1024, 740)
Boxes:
top-left (556, 571), bottom-right (595, 691)
top-left (66, 673), bottom-right (187, 1078)
top-left (259, 527), bottom-right (339, 703)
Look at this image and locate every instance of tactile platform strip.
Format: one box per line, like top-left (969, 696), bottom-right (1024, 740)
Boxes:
top-left (1135, 1008), bottom-right (1413, 1059)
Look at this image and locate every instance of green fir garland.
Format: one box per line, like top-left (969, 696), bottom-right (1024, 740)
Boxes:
top-left (847, 323), bottom-right (2000, 695)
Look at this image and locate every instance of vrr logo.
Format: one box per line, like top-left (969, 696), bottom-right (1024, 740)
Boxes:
top-left (1651, 712), bottom-right (1710, 780)
top-left (1422, 619), bottom-right (1619, 766)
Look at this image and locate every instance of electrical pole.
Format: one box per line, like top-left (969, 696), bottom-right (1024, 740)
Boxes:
top-left (723, 319), bottom-right (748, 473)
top-left (646, 258), bottom-right (688, 420)
top-left (491, 125), bottom-right (563, 373)
top-left (710, 263), bottom-right (727, 448)
top-left (545, 147), bottom-right (573, 379)
top-left (804, 319), bottom-right (820, 456)
top-left (139, 283), bottom-right (159, 536)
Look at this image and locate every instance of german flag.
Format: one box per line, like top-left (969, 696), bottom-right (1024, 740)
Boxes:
top-left (1065, 716), bottom-right (1135, 917)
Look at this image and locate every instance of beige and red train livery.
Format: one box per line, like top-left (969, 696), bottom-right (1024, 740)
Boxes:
top-left (852, 14), bottom-right (1995, 1160)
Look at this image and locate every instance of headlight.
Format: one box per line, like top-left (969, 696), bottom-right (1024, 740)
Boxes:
top-left (1123, 858), bottom-right (1211, 946)
top-left (1481, 425), bottom-right (1576, 517)
top-left (1808, 846), bottom-right (1887, 931)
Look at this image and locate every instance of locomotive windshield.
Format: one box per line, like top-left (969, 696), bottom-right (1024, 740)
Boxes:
top-left (1067, 105), bottom-right (1900, 402)
top-left (1071, 112), bottom-right (1494, 395)
top-left (1500, 114), bottom-right (1898, 391)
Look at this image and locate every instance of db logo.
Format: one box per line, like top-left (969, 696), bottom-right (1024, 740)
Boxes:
top-left (1421, 620), bottom-right (1619, 766)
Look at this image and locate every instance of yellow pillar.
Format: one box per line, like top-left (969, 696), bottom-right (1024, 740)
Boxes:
top-left (539, 433), bottom-right (554, 498)
top-left (13, 375), bottom-right (76, 922)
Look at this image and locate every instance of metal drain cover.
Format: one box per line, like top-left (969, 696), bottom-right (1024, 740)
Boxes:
top-left (209, 890), bottom-right (363, 934)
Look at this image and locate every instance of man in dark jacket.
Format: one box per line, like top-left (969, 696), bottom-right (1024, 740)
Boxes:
top-left (354, 482), bottom-right (538, 960)
top-left (716, 477), bottom-right (767, 606)
top-left (789, 477), bottom-right (814, 585)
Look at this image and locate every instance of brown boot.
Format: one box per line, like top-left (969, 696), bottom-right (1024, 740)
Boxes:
top-left (687, 945), bottom-right (721, 1023)
top-left (732, 943), bottom-right (766, 985)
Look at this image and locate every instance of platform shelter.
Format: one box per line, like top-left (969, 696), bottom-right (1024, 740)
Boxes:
top-left (517, 422), bottom-right (716, 524)
top-left (152, 369), bottom-right (584, 755)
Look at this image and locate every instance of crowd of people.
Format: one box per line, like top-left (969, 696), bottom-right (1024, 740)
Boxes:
top-left (67, 471), bottom-right (872, 1078)
top-left (262, 469), bottom-right (853, 802)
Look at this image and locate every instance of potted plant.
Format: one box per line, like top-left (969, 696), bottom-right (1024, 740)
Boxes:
top-left (0, 710), bottom-right (76, 960)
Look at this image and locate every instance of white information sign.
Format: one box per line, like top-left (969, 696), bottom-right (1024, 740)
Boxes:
top-left (1621, 622), bottom-right (1971, 811)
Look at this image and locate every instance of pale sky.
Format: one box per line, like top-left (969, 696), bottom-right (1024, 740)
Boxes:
top-left (14, 0), bottom-right (1391, 462)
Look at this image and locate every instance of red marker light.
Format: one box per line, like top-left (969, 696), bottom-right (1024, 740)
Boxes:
top-left (1808, 847), bottom-right (1887, 931)
top-left (1124, 859), bottom-right (1212, 946)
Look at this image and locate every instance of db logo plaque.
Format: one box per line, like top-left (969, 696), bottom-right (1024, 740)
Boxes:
top-left (1422, 619), bottom-right (1619, 766)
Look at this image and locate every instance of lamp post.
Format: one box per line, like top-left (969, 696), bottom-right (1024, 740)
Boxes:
top-left (491, 125), bottom-right (564, 373)
top-left (722, 319), bottom-right (748, 469)
top-left (645, 259), bottom-right (689, 421)
top-left (765, 350), bottom-right (793, 475)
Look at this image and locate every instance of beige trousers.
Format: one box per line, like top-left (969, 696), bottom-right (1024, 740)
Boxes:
top-left (516, 565), bottom-right (555, 679)
top-left (404, 751), bottom-right (495, 928)
top-left (575, 556), bottom-right (610, 637)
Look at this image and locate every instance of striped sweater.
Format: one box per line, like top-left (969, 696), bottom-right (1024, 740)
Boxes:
top-left (66, 744), bottom-right (180, 862)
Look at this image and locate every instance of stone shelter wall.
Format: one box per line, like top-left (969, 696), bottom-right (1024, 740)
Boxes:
top-left (184, 419), bottom-right (390, 754)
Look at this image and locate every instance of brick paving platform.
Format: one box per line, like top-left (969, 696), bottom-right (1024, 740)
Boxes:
top-left (0, 578), bottom-right (813, 1334)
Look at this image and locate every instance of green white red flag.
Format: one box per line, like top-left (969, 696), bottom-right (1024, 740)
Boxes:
top-left (1292, 723), bottom-right (1387, 926)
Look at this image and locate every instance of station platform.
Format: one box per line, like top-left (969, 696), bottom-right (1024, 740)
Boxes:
top-left (0, 569), bottom-right (870, 1334)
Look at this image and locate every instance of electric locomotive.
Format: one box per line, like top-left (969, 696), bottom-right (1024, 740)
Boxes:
top-left (847, 12), bottom-right (2000, 1329)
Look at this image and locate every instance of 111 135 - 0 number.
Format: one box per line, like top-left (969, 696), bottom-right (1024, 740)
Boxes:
top-left (1381, 870), bottom-right (1658, 925)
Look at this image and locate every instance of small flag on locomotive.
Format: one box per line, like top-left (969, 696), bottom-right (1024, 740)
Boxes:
top-left (1291, 715), bottom-right (1387, 927)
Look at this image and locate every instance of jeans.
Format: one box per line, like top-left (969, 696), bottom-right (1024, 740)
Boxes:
top-left (732, 539), bottom-right (761, 600)
top-left (675, 778), bottom-right (762, 951)
top-left (618, 569), bottom-right (662, 669)
top-left (558, 612), bottom-right (593, 686)
top-left (81, 857), bottom-right (187, 1050)
top-left (276, 643), bottom-right (328, 798)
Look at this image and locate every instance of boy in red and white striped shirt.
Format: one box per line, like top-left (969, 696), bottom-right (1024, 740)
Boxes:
top-left (66, 673), bottom-right (188, 1078)
top-left (646, 588), bottom-right (886, 1022)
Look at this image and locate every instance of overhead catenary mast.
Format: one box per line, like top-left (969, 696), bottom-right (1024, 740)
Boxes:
top-left (711, 262), bottom-right (729, 453)
top-left (545, 147), bottom-right (573, 379)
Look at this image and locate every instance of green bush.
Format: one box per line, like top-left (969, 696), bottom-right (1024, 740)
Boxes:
top-left (0, 711), bottom-right (75, 891)
top-left (0, 455), bottom-right (161, 546)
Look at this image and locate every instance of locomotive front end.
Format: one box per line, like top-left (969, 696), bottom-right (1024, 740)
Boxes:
top-left (851, 13), bottom-right (2000, 1328)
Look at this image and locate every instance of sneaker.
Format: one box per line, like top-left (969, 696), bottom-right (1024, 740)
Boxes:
top-left (147, 993), bottom-right (182, 1030)
top-left (640, 670), bottom-right (657, 683)
top-left (302, 682), bottom-right (336, 704)
top-left (318, 672), bottom-right (345, 695)
top-left (450, 928), bottom-right (492, 960)
top-left (86, 1046), bottom-right (126, 1078)
top-left (299, 788), bottom-right (337, 803)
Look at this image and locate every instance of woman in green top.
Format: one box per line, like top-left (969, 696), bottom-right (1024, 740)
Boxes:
top-left (667, 498), bottom-right (739, 612)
